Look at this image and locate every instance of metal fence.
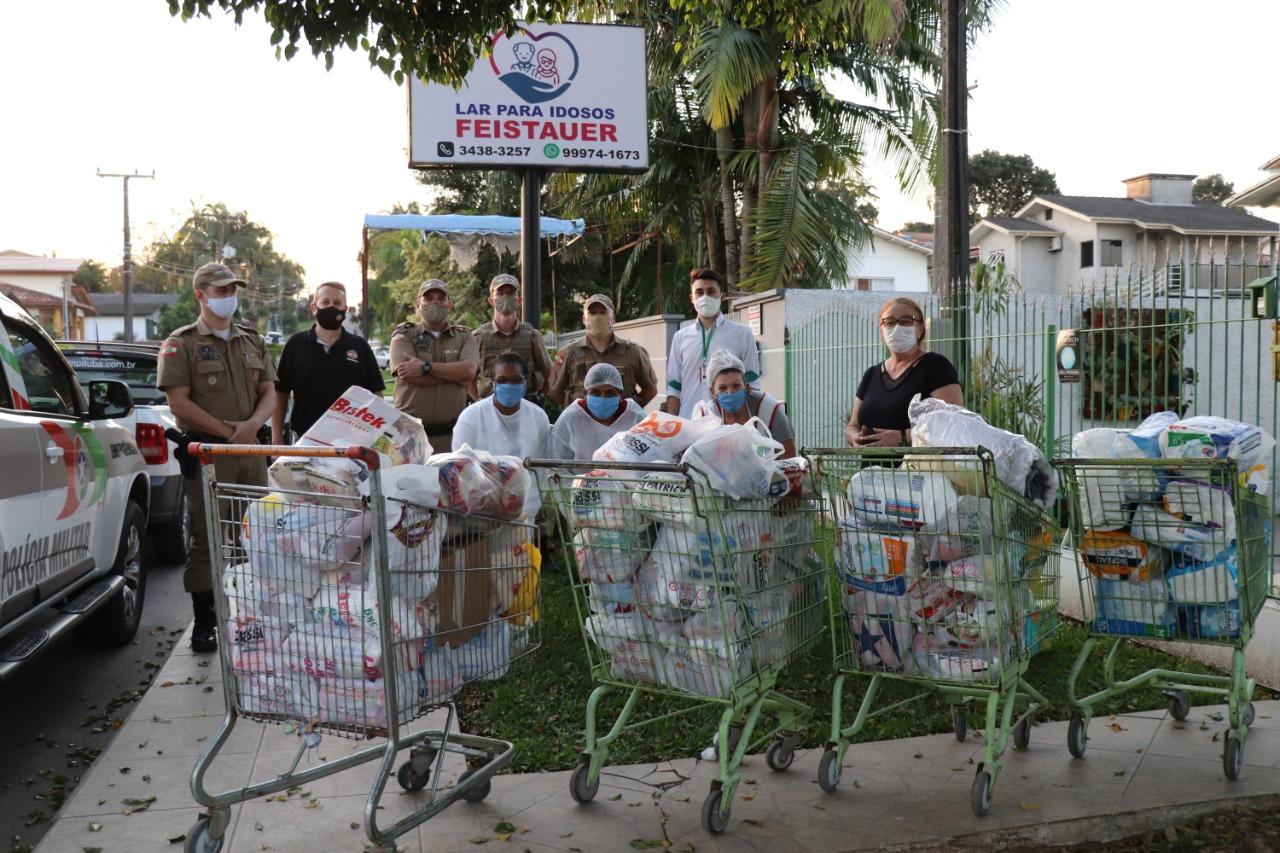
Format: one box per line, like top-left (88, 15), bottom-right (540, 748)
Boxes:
top-left (787, 260), bottom-right (1277, 458)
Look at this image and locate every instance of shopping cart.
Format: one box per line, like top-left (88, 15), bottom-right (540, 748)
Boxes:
top-left (527, 458), bottom-right (827, 835)
top-left (807, 446), bottom-right (1062, 817)
top-left (1055, 456), bottom-right (1270, 780)
top-left (184, 445), bottom-right (540, 853)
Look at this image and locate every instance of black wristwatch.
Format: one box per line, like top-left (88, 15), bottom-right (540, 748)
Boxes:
top-left (420, 361), bottom-right (433, 376)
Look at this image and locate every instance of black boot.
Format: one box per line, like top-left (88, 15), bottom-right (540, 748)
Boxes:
top-left (191, 591), bottom-right (217, 653)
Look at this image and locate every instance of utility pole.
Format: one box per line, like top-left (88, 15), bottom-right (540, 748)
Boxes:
top-left (97, 169), bottom-right (154, 343)
top-left (934, 0), bottom-right (969, 385)
top-left (520, 168), bottom-right (543, 326)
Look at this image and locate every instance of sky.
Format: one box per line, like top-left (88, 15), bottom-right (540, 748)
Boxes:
top-left (2, 0), bottom-right (1278, 298)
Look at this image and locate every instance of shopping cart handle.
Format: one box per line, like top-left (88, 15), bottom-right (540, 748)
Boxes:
top-left (188, 443), bottom-right (382, 469)
top-left (523, 457), bottom-right (686, 474)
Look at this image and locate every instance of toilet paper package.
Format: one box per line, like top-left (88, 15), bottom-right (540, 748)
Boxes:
top-left (1093, 576), bottom-right (1175, 638)
top-left (844, 467), bottom-right (958, 532)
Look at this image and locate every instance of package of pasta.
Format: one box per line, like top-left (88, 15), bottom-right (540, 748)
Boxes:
top-left (1079, 529), bottom-right (1167, 582)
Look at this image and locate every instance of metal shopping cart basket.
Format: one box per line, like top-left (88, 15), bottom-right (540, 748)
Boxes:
top-left (807, 446), bottom-right (1062, 817)
top-left (527, 458), bottom-right (827, 835)
top-left (1055, 456), bottom-right (1270, 780)
top-left (184, 445), bottom-right (540, 853)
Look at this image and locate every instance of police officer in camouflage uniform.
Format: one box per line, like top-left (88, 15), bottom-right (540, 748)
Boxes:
top-left (549, 293), bottom-right (658, 408)
top-left (472, 273), bottom-right (553, 401)
top-left (390, 279), bottom-right (480, 453)
top-left (157, 262), bottom-right (277, 652)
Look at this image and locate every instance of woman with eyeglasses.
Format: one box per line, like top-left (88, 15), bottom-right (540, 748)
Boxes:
top-left (844, 297), bottom-right (964, 448)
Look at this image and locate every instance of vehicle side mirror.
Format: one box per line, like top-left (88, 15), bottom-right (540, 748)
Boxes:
top-left (88, 379), bottom-right (134, 420)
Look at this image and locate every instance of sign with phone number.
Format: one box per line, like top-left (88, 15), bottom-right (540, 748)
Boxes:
top-left (408, 22), bottom-right (648, 172)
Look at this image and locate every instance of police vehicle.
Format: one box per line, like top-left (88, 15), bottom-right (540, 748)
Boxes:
top-left (0, 293), bottom-right (150, 677)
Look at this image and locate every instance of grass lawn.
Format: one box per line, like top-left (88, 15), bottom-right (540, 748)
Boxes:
top-left (455, 570), bottom-right (1273, 775)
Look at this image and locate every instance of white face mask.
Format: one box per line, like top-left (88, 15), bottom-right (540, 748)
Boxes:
top-left (206, 294), bottom-right (238, 320)
top-left (883, 323), bottom-right (918, 353)
top-left (693, 294), bottom-right (720, 319)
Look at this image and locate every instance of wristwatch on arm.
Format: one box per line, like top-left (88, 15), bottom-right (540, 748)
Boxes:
top-left (420, 360), bottom-right (433, 376)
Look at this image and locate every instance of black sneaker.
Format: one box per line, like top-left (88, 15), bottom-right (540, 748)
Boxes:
top-left (191, 623), bottom-right (218, 653)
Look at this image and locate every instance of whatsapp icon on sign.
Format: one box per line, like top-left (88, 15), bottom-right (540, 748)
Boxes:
top-left (543, 143), bottom-right (561, 159)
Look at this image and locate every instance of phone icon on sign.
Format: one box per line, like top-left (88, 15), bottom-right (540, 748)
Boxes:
top-left (437, 142), bottom-right (455, 157)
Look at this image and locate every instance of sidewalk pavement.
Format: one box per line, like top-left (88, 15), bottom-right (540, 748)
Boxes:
top-left (35, 626), bottom-right (1280, 853)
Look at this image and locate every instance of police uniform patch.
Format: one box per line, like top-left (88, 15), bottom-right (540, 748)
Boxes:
top-left (198, 345), bottom-right (216, 360)
top-left (161, 341), bottom-right (180, 358)
top-left (346, 349), bottom-right (359, 362)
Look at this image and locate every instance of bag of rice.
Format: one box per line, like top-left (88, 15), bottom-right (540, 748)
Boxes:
top-left (567, 468), bottom-right (640, 530)
top-left (573, 525), bottom-right (650, 583)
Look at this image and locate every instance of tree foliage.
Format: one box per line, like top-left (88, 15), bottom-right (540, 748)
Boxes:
top-left (1193, 173), bottom-right (1235, 205)
top-left (73, 260), bottom-right (109, 293)
top-left (901, 220), bottom-right (933, 232)
top-left (968, 149), bottom-right (1059, 220)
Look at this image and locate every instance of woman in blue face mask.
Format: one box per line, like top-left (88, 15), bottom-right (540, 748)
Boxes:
top-left (692, 349), bottom-right (798, 458)
top-left (550, 362), bottom-right (646, 460)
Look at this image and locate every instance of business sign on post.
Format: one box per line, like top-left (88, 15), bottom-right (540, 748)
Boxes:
top-left (1056, 328), bottom-right (1081, 383)
top-left (409, 23), bottom-right (648, 172)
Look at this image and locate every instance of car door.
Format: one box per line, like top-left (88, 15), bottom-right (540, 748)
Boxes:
top-left (0, 318), bottom-right (99, 605)
top-left (0, 324), bottom-right (49, 624)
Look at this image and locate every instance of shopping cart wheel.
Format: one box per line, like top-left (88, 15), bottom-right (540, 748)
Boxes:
top-left (397, 761), bottom-right (430, 792)
top-left (1165, 690), bottom-right (1191, 722)
top-left (951, 706), bottom-right (967, 743)
top-left (457, 767), bottom-right (492, 803)
top-left (970, 770), bottom-right (992, 818)
top-left (1223, 735), bottom-right (1244, 781)
top-left (184, 815), bottom-right (223, 853)
top-left (1242, 702), bottom-right (1256, 728)
top-left (817, 748), bottom-right (841, 793)
top-left (1067, 714), bottom-right (1087, 759)
top-left (1012, 712), bottom-right (1033, 750)
top-left (569, 761), bottom-right (598, 804)
top-left (701, 787), bottom-right (730, 835)
top-left (765, 737), bottom-right (795, 772)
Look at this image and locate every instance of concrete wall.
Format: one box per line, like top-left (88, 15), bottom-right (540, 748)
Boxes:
top-left (83, 313), bottom-right (159, 342)
top-left (0, 271), bottom-right (71, 299)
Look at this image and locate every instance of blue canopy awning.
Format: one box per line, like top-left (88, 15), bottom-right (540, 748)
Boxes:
top-left (362, 213), bottom-right (585, 238)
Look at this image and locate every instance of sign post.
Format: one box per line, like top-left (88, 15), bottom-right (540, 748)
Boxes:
top-left (408, 23), bottom-right (648, 324)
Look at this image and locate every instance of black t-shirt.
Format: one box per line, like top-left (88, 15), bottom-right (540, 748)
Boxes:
top-left (276, 328), bottom-right (386, 436)
top-left (855, 352), bottom-right (960, 431)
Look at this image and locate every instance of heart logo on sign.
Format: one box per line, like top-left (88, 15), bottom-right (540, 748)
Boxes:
top-left (489, 27), bottom-right (579, 104)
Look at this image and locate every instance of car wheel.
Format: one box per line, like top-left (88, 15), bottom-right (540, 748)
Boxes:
top-left (150, 491), bottom-right (188, 564)
top-left (79, 501), bottom-right (147, 646)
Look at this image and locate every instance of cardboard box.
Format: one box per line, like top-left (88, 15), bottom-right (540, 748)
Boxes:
top-left (424, 538), bottom-right (495, 648)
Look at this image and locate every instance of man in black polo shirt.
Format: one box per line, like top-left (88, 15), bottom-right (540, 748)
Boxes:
top-left (271, 281), bottom-right (385, 443)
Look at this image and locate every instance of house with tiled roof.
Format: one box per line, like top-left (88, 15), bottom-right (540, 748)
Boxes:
top-left (0, 250), bottom-right (98, 336)
top-left (969, 174), bottom-right (1279, 294)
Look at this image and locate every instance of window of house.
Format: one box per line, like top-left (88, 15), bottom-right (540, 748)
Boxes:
top-left (1101, 239), bottom-right (1123, 266)
top-left (1080, 240), bottom-right (1094, 268)
top-left (1044, 209), bottom-right (1053, 221)
top-left (986, 250), bottom-right (1006, 266)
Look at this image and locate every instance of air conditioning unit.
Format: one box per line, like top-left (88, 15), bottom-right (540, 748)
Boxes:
top-left (1048, 236), bottom-right (1063, 252)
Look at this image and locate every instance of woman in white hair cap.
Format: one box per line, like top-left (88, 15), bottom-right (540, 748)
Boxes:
top-left (551, 361), bottom-right (647, 460)
top-left (692, 349), bottom-right (797, 457)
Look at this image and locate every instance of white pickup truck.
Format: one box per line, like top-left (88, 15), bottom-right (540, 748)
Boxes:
top-left (0, 294), bottom-right (151, 678)
top-left (59, 341), bottom-right (187, 562)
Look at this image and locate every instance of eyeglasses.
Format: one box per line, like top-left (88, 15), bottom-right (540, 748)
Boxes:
top-left (879, 316), bottom-right (922, 329)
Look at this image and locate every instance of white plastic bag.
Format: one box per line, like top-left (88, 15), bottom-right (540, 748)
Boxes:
top-left (573, 526), bottom-right (649, 583)
top-left (1163, 479), bottom-right (1238, 538)
top-left (417, 639), bottom-right (460, 704)
top-left (660, 647), bottom-right (743, 698)
top-left (567, 468), bottom-right (640, 530)
top-left (1071, 429), bottom-right (1138, 530)
top-left (633, 557), bottom-right (698, 621)
top-left (1130, 505), bottom-right (1231, 563)
top-left (278, 628), bottom-right (382, 680)
top-left (241, 493), bottom-right (372, 577)
top-left (237, 673), bottom-right (318, 719)
top-left (845, 467), bottom-right (958, 532)
top-left (310, 581), bottom-right (423, 641)
top-left (939, 555), bottom-right (998, 597)
top-left (593, 411), bottom-right (718, 464)
top-left (630, 473), bottom-right (708, 526)
top-left (316, 674), bottom-right (420, 729)
top-left (1162, 415), bottom-right (1275, 473)
top-left (453, 619), bottom-right (511, 682)
top-left (1166, 548), bottom-right (1239, 605)
top-left (917, 496), bottom-right (997, 561)
top-left (681, 419), bottom-right (783, 500)
top-left (429, 446), bottom-right (530, 519)
top-left (381, 501), bottom-right (445, 601)
top-left (908, 394), bottom-right (1058, 509)
top-left (584, 613), bottom-right (676, 684)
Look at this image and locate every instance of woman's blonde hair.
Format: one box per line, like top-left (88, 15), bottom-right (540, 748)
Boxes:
top-left (879, 296), bottom-right (927, 344)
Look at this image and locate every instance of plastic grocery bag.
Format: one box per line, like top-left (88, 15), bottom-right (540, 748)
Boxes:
top-left (660, 647), bottom-right (744, 699)
top-left (1178, 600), bottom-right (1242, 640)
top-left (1162, 416), bottom-right (1275, 475)
top-left (241, 493), bottom-right (372, 577)
top-left (1162, 480), bottom-right (1238, 538)
top-left (645, 523), bottom-right (736, 610)
top-left (593, 411), bottom-right (718, 464)
top-left (1166, 548), bottom-right (1239, 605)
top-left (908, 394), bottom-right (1058, 509)
top-left (630, 472), bottom-right (715, 526)
top-left (681, 419), bottom-right (783, 500)
top-left (237, 673), bottom-right (318, 719)
top-left (917, 496), bottom-right (997, 561)
top-left (316, 674), bottom-right (420, 729)
top-left (381, 501), bottom-right (445, 601)
top-left (567, 468), bottom-right (640, 530)
top-left (584, 613), bottom-right (676, 684)
top-left (1071, 429), bottom-right (1138, 530)
top-left (836, 518), bottom-right (919, 584)
top-left (310, 581), bottom-right (423, 641)
top-left (429, 447), bottom-right (530, 520)
top-left (573, 525), bottom-right (650, 583)
top-left (278, 628), bottom-right (383, 680)
top-left (454, 619), bottom-right (512, 682)
top-left (586, 579), bottom-right (639, 615)
top-left (417, 640), bottom-right (460, 704)
top-left (939, 555), bottom-right (998, 597)
top-left (1079, 530), bottom-right (1167, 582)
top-left (842, 575), bottom-right (915, 673)
top-left (1094, 576), bottom-right (1175, 637)
top-left (845, 467), bottom-right (958, 532)
top-left (633, 557), bottom-right (697, 622)
top-left (905, 575), bottom-right (967, 623)
top-left (1130, 505), bottom-right (1231, 563)
top-left (269, 386), bottom-right (429, 501)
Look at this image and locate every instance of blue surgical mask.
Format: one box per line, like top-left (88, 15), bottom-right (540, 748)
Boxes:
top-left (586, 394), bottom-right (620, 420)
top-left (493, 382), bottom-right (526, 408)
top-left (716, 389), bottom-right (747, 414)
